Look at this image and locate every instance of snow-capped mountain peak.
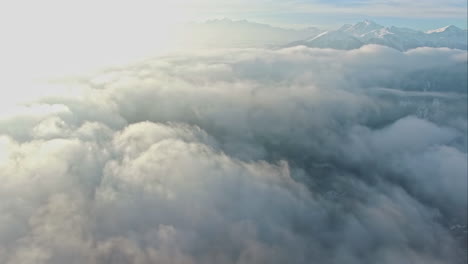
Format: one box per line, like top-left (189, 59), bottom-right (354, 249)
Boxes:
top-left (361, 27), bottom-right (394, 39)
top-left (286, 20), bottom-right (467, 51)
top-left (340, 20), bottom-right (384, 37)
top-left (426, 25), bottom-right (462, 34)
top-left (362, 19), bottom-right (380, 26)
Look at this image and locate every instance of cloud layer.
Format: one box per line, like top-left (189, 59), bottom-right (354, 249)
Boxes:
top-left (0, 45), bottom-right (467, 264)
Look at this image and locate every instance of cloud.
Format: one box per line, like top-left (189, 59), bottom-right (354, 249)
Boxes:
top-left (0, 45), bottom-right (466, 263)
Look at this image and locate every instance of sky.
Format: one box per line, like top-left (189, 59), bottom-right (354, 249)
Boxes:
top-left (1, 0), bottom-right (465, 71)
top-left (1, 0), bottom-right (466, 32)
top-left (188, 0), bottom-right (468, 29)
top-left (0, 0), bottom-right (466, 117)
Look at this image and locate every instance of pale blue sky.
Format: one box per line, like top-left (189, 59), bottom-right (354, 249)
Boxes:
top-left (0, 0), bottom-right (466, 77)
top-left (0, 0), bottom-right (466, 32)
top-left (192, 0), bottom-right (468, 30)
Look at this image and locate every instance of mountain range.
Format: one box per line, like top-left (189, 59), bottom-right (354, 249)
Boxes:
top-left (174, 19), bottom-right (467, 51)
top-left (287, 20), bottom-right (467, 51)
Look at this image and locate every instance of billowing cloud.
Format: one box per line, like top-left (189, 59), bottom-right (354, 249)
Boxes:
top-left (0, 45), bottom-right (466, 264)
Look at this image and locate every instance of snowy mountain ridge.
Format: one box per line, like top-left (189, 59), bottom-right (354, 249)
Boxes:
top-left (288, 20), bottom-right (467, 51)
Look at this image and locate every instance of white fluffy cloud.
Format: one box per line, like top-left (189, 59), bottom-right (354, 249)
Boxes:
top-left (0, 45), bottom-right (466, 264)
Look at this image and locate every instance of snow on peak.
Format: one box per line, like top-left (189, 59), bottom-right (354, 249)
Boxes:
top-left (363, 19), bottom-right (378, 26)
top-left (363, 27), bottom-right (394, 39)
top-left (340, 20), bottom-right (384, 37)
top-left (286, 20), bottom-right (467, 51)
top-left (356, 20), bottom-right (382, 28)
top-left (426, 25), bottom-right (461, 34)
top-left (307, 31), bottom-right (329, 42)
